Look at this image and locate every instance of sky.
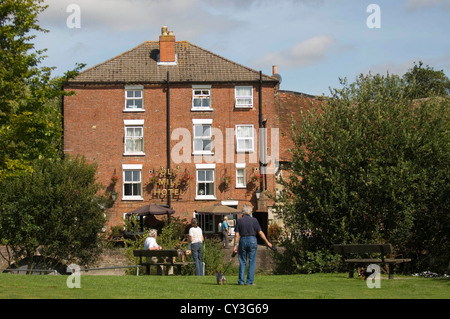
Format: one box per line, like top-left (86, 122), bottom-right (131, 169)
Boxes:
top-left (35, 0), bottom-right (450, 96)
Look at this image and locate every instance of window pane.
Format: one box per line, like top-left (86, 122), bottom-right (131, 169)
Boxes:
top-left (194, 125), bottom-right (203, 137)
top-left (203, 139), bottom-right (212, 151)
top-left (205, 182), bottom-right (214, 195)
top-left (125, 171), bottom-right (132, 181)
top-left (236, 87), bottom-right (251, 96)
top-left (205, 170), bottom-right (213, 181)
top-left (237, 126), bottom-right (252, 137)
top-left (198, 170), bottom-right (205, 181)
top-left (134, 99), bottom-right (143, 108)
top-left (125, 139), bottom-right (133, 152)
top-left (198, 183), bottom-right (206, 195)
top-left (124, 184), bottom-right (133, 196)
top-left (203, 125), bottom-right (211, 136)
top-left (135, 139), bottom-right (143, 152)
top-left (237, 98), bottom-right (252, 104)
top-left (202, 98), bottom-right (210, 107)
top-left (126, 100), bottom-right (136, 108)
top-left (193, 98), bottom-right (202, 107)
top-left (133, 184), bottom-right (141, 196)
top-left (193, 139), bottom-right (202, 152)
top-left (132, 171), bottom-right (141, 182)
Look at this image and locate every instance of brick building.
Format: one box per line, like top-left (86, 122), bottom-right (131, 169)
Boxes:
top-left (63, 27), bottom-right (281, 235)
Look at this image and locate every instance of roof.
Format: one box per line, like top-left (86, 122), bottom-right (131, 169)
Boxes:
top-left (68, 41), bottom-right (279, 85)
top-left (276, 90), bottom-right (324, 162)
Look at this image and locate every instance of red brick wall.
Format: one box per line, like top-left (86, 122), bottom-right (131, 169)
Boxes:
top-left (64, 83), bottom-right (278, 229)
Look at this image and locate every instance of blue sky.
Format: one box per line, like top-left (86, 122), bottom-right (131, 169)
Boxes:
top-left (36, 0), bottom-right (450, 96)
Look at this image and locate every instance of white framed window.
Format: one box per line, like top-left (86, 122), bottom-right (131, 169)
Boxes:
top-left (235, 86), bottom-right (253, 108)
top-left (193, 119), bottom-right (213, 154)
top-left (124, 120), bottom-right (144, 155)
top-left (196, 164), bottom-right (215, 200)
top-left (236, 163), bottom-right (246, 188)
top-left (122, 164), bottom-right (143, 200)
top-left (236, 124), bottom-right (254, 152)
top-left (125, 86), bottom-right (143, 111)
top-left (192, 85), bottom-right (212, 111)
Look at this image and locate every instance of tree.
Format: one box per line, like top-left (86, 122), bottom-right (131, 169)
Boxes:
top-left (403, 61), bottom-right (450, 99)
top-left (274, 72), bottom-right (449, 273)
top-left (0, 157), bottom-right (107, 271)
top-left (0, 0), bottom-right (83, 179)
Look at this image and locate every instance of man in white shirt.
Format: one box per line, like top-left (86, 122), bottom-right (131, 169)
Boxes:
top-left (144, 229), bottom-right (162, 250)
top-left (143, 229), bottom-right (173, 275)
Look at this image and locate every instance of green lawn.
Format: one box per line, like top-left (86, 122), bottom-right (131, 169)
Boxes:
top-left (1, 273), bottom-right (449, 299)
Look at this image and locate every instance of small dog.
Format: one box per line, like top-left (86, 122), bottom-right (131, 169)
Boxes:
top-left (216, 271), bottom-right (227, 285)
top-left (177, 249), bottom-right (191, 262)
top-left (358, 267), bottom-right (374, 280)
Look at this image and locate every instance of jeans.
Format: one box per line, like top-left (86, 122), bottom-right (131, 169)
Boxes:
top-left (238, 236), bottom-right (258, 285)
top-left (191, 242), bottom-right (203, 276)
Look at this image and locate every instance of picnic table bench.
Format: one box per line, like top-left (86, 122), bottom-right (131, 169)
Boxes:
top-left (133, 249), bottom-right (194, 275)
top-left (332, 244), bottom-right (411, 279)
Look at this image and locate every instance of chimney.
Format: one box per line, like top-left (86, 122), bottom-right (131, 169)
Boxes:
top-left (159, 26), bottom-right (176, 63)
top-left (272, 65), bottom-right (282, 86)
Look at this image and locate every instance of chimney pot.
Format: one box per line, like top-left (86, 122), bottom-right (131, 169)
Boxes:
top-left (161, 26), bottom-right (168, 36)
top-left (272, 65), bottom-right (278, 75)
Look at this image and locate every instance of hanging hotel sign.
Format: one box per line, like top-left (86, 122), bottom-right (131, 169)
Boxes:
top-left (150, 166), bottom-right (190, 199)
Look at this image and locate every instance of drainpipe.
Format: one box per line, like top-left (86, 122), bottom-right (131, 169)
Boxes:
top-left (258, 71), bottom-right (265, 191)
top-left (61, 91), bottom-right (65, 160)
top-left (166, 71), bottom-right (171, 223)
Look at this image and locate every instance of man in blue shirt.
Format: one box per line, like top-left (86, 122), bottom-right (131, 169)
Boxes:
top-left (233, 205), bottom-right (272, 285)
top-left (222, 216), bottom-right (230, 248)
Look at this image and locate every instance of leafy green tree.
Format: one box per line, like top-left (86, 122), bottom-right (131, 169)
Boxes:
top-left (274, 73), bottom-right (449, 273)
top-left (0, 0), bottom-right (83, 179)
top-left (403, 61), bottom-right (450, 98)
top-left (0, 157), bottom-right (107, 270)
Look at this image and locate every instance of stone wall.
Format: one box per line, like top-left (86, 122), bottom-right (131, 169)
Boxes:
top-left (1, 246), bottom-right (278, 275)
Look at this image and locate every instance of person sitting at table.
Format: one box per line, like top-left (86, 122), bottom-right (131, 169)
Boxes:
top-left (143, 229), bottom-right (173, 275)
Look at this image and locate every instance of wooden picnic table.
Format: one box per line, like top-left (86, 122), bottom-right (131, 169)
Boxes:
top-left (133, 249), bottom-right (194, 275)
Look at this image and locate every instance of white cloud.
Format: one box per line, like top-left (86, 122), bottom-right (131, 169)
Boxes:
top-left (40, 0), bottom-right (241, 38)
top-left (405, 0), bottom-right (450, 11)
top-left (364, 59), bottom-right (418, 77)
top-left (364, 54), bottom-right (450, 77)
top-left (256, 35), bottom-right (337, 68)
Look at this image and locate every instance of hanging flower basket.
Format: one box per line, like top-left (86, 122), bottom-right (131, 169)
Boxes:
top-left (148, 173), bottom-right (158, 185)
top-left (250, 173), bottom-right (262, 184)
top-left (222, 174), bottom-right (234, 189)
top-left (178, 170), bottom-right (193, 189)
top-left (111, 175), bottom-right (119, 184)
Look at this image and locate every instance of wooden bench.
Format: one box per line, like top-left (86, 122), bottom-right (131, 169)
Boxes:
top-left (133, 250), bottom-right (195, 275)
top-left (332, 244), bottom-right (411, 279)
